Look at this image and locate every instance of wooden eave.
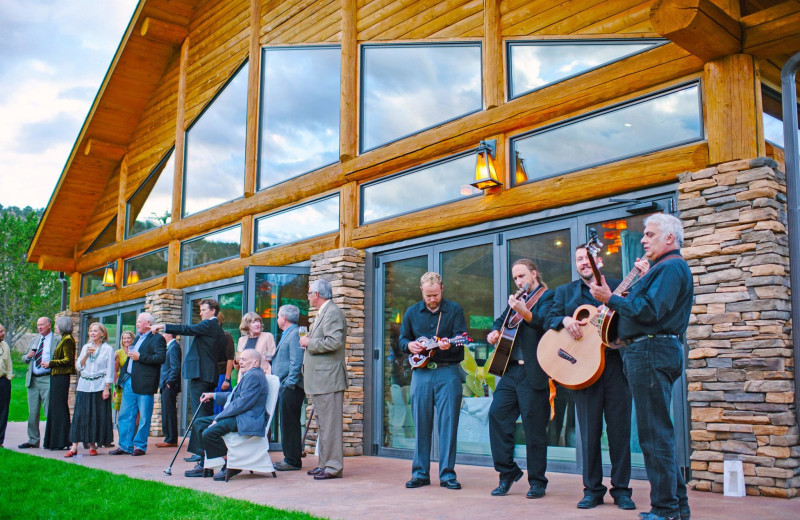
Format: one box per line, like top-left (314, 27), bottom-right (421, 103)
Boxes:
top-left (27, 0), bottom-right (196, 267)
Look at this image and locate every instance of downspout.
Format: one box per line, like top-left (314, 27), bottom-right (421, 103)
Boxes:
top-left (780, 52), bottom-right (800, 419)
top-left (59, 272), bottom-right (68, 312)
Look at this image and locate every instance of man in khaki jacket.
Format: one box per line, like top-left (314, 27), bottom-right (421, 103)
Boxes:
top-left (299, 278), bottom-right (347, 480)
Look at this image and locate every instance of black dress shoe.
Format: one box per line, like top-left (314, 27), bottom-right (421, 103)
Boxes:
top-left (491, 468), bottom-right (523, 496)
top-left (185, 463), bottom-right (213, 478)
top-left (274, 460), bottom-right (302, 471)
top-left (526, 485), bottom-right (546, 499)
top-left (440, 479), bottom-right (461, 490)
top-left (132, 448), bottom-right (146, 456)
top-left (578, 495), bottom-right (603, 509)
top-left (405, 477), bottom-right (431, 488)
top-left (615, 496), bottom-right (636, 510)
top-left (214, 467), bottom-right (242, 481)
top-left (184, 454), bottom-right (201, 462)
top-left (109, 448), bottom-right (131, 455)
top-left (308, 467), bottom-right (324, 476)
top-left (314, 471), bottom-right (342, 480)
top-left (18, 442), bottom-right (38, 449)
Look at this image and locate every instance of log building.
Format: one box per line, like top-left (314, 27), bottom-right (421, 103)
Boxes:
top-left (28, 0), bottom-right (800, 497)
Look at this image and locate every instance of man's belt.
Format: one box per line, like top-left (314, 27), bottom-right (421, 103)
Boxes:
top-left (32, 372), bottom-right (51, 377)
top-left (506, 359), bottom-right (525, 366)
top-left (424, 361), bottom-right (460, 370)
top-left (622, 334), bottom-right (680, 346)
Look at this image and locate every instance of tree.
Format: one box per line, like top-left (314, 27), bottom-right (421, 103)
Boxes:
top-left (0, 205), bottom-right (64, 348)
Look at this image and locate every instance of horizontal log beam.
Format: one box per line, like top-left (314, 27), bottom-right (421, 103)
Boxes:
top-left (83, 138), bottom-right (127, 161)
top-left (73, 276), bottom-right (165, 312)
top-left (742, 2), bottom-right (800, 58)
top-left (37, 255), bottom-right (75, 272)
top-left (140, 17), bottom-right (188, 45)
top-left (650, 0), bottom-right (741, 62)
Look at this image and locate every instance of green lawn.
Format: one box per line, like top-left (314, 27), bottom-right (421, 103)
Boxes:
top-left (9, 350), bottom-right (44, 422)
top-left (0, 449), bottom-right (324, 519)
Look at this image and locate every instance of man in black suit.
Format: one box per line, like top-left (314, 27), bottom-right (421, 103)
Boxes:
top-left (271, 304), bottom-right (305, 471)
top-left (546, 245), bottom-right (646, 510)
top-left (110, 312), bottom-right (166, 456)
top-left (156, 332), bottom-right (181, 448)
top-left (486, 259), bottom-right (553, 499)
top-left (184, 348), bottom-right (269, 481)
top-left (153, 298), bottom-right (227, 459)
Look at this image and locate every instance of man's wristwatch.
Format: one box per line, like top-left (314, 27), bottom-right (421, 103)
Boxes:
top-left (224, 377), bottom-right (231, 383)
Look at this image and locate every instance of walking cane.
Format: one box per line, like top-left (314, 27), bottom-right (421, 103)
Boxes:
top-left (300, 404), bottom-right (315, 458)
top-left (164, 404), bottom-right (204, 475)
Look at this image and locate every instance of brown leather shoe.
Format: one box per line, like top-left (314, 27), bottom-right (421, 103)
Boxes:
top-left (132, 448), bottom-right (146, 456)
top-left (155, 442), bottom-right (178, 448)
top-left (314, 471), bottom-right (342, 480)
top-left (307, 467), bottom-right (324, 476)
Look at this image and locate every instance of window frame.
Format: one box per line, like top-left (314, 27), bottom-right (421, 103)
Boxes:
top-left (179, 224), bottom-right (243, 272)
top-left (85, 217), bottom-right (117, 254)
top-left (253, 193), bottom-right (341, 253)
top-left (80, 266), bottom-right (114, 297)
top-left (122, 246), bottom-right (169, 286)
top-left (125, 148), bottom-right (174, 239)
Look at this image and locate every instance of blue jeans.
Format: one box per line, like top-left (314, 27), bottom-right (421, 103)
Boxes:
top-left (118, 378), bottom-right (154, 453)
top-left (622, 337), bottom-right (689, 518)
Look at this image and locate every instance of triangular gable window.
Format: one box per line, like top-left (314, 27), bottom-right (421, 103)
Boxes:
top-left (126, 150), bottom-right (175, 237)
top-left (86, 216), bottom-right (117, 253)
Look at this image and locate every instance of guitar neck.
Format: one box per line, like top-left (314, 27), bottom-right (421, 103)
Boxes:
top-left (612, 266), bottom-right (640, 296)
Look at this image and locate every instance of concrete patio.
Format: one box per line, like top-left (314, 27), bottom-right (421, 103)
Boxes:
top-left (6, 422), bottom-right (799, 519)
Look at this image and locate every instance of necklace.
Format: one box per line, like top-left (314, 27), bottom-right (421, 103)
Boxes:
top-left (88, 344), bottom-right (101, 362)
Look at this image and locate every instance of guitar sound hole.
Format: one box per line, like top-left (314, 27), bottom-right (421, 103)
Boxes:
top-left (575, 308), bottom-right (590, 321)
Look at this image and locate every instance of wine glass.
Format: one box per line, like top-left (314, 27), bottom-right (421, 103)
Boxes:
top-left (298, 326), bottom-right (308, 338)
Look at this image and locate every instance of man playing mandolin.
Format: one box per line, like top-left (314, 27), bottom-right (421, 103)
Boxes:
top-left (400, 272), bottom-right (467, 490)
top-left (546, 245), bottom-right (648, 511)
top-left (485, 259), bottom-right (554, 499)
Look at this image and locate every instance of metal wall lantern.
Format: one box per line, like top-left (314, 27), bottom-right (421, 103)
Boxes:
top-left (471, 139), bottom-right (501, 190)
top-left (101, 261), bottom-right (117, 287)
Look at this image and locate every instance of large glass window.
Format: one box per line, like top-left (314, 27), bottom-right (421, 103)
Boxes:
top-left (512, 84), bottom-right (703, 185)
top-left (123, 247), bottom-right (168, 286)
top-left (508, 40), bottom-right (662, 99)
top-left (183, 62), bottom-right (249, 217)
top-left (259, 46), bottom-right (341, 190)
top-left (126, 150), bottom-right (174, 237)
top-left (86, 217), bottom-right (117, 253)
top-left (361, 153), bottom-right (480, 224)
top-left (360, 43), bottom-right (482, 152)
top-left (180, 225), bottom-right (241, 271)
top-left (254, 194), bottom-right (340, 251)
top-left (762, 87), bottom-right (800, 149)
top-left (80, 267), bottom-right (114, 296)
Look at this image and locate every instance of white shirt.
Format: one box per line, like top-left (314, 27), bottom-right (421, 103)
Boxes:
top-left (128, 332), bottom-right (150, 373)
top-left (75, 342), bottom-right (114, 393)
top-left (31, 332), bottom-right (53, 376)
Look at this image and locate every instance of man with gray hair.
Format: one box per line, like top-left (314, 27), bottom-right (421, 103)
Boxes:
top-left (590, 213), bottom-right (693, 520)
top-left (272, 304), bottom-right (305, 471)
top-left (110, 312), bottom-right (166, 456)
top-left (20, 317), bottom-right (59, 449)
top-left (299, 278), bottom-right (348, 479)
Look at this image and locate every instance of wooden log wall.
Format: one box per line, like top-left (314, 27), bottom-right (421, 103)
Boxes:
top-left (69, 0), bottom-right (793, 311)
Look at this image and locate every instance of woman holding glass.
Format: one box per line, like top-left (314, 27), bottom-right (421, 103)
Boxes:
top-left (66, 322), bottom-right (114, 457)
top-left (237, 312), bottom-right (276, 375)
top-left (42, 316), bottom-right (76, 450)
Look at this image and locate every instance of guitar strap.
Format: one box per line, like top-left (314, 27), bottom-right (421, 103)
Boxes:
top-left (434, 311), bottom-right (442, 340)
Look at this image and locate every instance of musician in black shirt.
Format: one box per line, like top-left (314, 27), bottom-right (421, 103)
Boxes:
top-left (486, 259), bottom-right (554, 499)
top-left (590, 214), bottom-right (693, 520)
top-left (399, 272), bottom-right (467, 490)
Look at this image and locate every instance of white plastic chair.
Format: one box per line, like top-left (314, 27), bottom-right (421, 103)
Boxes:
top-left (205, 374), bottom-right (280, 479)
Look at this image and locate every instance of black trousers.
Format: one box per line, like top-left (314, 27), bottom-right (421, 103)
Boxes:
top-left (44, 373), bottom-right (71, 449)
top-left (488, 364), bottom-right (550, 488)
top-left (573, 349), bottom-right (632, 500)
top-left (190, 415), bottom-right (238, 460)
top-left (187, 379), bottom-right (216, 454)
top-left (279, 384), bottom-right (305, 467)
top-left (0, 377), bottom-right (10, 446)
top-left (161, 385), bottom-right (179, 444)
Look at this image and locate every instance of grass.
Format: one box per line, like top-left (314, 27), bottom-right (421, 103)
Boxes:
top-left (0, 449), bottom-right (324, 520)
top-left (9, 350), bottom-right (45, 423)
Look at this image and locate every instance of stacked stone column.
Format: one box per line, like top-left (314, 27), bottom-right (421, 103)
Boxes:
top-left (144, 289), bottom-right (184, 437)
top-left (679, 157), bottom-right (799, 498)
top-left (304, 247), bottom-right (366, 456)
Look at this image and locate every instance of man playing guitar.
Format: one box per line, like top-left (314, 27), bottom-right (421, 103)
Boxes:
top-left (546, 245), bottom-right (648, 511)
top-left (485, 259), bottom-right (554, 499)
top-left (400, 272), bottom-right (467, 491)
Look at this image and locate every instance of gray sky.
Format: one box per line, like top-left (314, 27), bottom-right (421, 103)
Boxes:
top-left (0, 0), bottom-right (138, 210)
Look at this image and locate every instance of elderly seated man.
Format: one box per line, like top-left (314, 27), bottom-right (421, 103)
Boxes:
top-left (185, 349), bottom-right (268, 481)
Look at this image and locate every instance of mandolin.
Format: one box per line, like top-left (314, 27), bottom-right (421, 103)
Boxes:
top-left (408, 332), bottom-right (472, 370)
top-left (486, 284), bottom-right (546, 377)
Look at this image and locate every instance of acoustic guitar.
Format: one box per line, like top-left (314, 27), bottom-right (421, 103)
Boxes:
top-left (537, 229), bottom-right (641, 389)
top-left (486, 284), bottom-right (546, 377)
top-left (408, 332), bottom-right (472, 370)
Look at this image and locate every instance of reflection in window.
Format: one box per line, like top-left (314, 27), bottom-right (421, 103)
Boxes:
top-left (86, 217), bottom-right (117, 253)
top-left (361, 153), bottom-right (480, 223)
top-left (361, 43), bottom-right (482, 151)
top-left (508, 40), bottom-right (661, 99)
top-left (512, 84), bottom-right (703, 184)
top-left (762, 87), bottom-right (800, 149)
top-left (81, 267), bottom-right (113, 296)
top-left (259, 47), bottom-right (341, 190)
top-left (180, 225), bottom-right (241, 271)
top-left (252, 272), bottom-right (311, 338)
top-left (254, 194), bottom-right (340, 251)
top-left (123, 247), bottom-right (168, 286)
top-left (183, 62), bottom-right (249, 217)
top-left (127, 151), bottom-right (174, 237)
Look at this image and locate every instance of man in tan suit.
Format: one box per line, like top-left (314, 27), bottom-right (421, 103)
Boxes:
top-left (299, 278), bottom-right (347, 480)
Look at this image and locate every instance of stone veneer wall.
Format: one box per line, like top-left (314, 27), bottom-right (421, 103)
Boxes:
top-left (679, 157), bottom-right (799, 498)
top-left (144, 289), bottom-right (184, 437)
top-left (56, 310), bottom-right (81, 416)
top-left (303, 248), bottom-right (366, 456)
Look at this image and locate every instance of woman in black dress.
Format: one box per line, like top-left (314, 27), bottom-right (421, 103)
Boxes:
top-left (43, 316), bottom-right (76, 450)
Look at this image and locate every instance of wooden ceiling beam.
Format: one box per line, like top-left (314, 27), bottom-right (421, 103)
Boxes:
top-left (650, 0), bottom-right (742, 62)
top-left (742, 1), bottom-right (800, 58)
top-left (83, 138), bottom-right (127, 161)
top-left (140, 16), bottom-right (188, 45)
top-left (37, 255), bottom-right (76, 273)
